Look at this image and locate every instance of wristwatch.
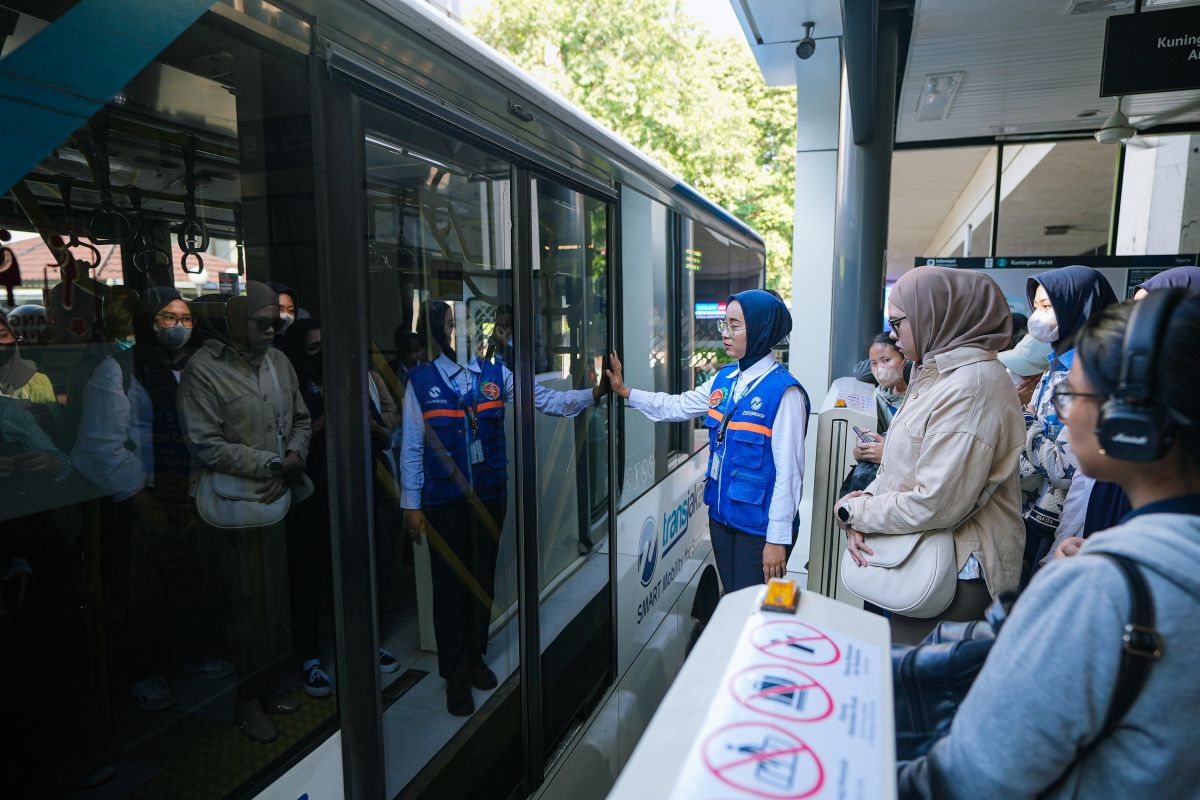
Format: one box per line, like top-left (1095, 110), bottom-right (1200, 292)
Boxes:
top-left (267, 457), bottom-right (283, 475)
top-left (837, 504), bottom-right (851, 524)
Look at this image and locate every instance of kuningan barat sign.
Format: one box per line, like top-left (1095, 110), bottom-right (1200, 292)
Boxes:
top-left (1102, 5), bottom-right (1200, 96)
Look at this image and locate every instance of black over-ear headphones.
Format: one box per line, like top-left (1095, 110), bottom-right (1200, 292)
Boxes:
top-left (1095, 289), bottom-right (1184, 461)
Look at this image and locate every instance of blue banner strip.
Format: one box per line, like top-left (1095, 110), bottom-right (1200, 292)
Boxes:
top-left (0, 0), bottom-right (214, 195)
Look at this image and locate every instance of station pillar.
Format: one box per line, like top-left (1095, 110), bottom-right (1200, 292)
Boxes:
top-left (829, 13), bottom-right (900, 379)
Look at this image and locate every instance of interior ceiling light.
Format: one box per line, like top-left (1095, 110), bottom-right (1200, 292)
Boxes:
top-left (1076, 109), bottom-right (1102, 118)
top-left (916, 72), bottom-right (964, 122)
top-left (1044, 225), bottom-right (1073, 236)
top-left (1065, 0), bottom-right (1134, 14)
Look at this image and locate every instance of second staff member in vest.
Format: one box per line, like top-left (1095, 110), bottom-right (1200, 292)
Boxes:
top-left (607, 290), bottom-right (808, 592)
top-left (400, 300), bottom-right (607, 717)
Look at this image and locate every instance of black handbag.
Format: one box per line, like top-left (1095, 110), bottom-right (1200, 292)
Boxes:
top-left (895, 553), bottom-right (1163, 798)
top-left (839, 460), bottom-right (879, 497)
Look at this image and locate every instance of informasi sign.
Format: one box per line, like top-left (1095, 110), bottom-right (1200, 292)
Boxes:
top-left (617, 455), bottom-right (711, 676)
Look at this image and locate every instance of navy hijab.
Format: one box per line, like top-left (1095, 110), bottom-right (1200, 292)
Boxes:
top-left (1026, 265), bottom-right (1118, 351)
top-left (1135, 267), bottom-right (1200, 295)
top-left (728, 289), bottom-right (791, 370)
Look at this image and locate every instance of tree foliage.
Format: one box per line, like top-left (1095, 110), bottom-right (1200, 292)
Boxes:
top-left (467, 0), bottom-right (796, 298)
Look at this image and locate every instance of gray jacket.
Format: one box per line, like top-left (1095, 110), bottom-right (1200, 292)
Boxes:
top-left (912, 510), bottom-right (1200, 798)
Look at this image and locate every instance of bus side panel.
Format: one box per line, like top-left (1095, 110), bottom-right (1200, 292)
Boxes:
top-left (616, 455), bottom-right (710, 677)
top-left (252, 731), bottom-right (344, 800)
top-left (537, 548), bottom-right (717, 800)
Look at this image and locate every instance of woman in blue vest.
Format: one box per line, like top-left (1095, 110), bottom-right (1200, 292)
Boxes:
top-left (606, 290), bottom-right (808, 593)
top-left (400, 300), bottom-right (604, 716)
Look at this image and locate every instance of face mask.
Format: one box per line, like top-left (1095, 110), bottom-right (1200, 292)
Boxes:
top-left (116, 337), bottom-right (136, 351)
top-left (0, 343), bottom-right (12, 364)
top-left (1027, 308), bottom-right (1059, 344)
top-left (277, 313), bottom-right (294, 334)
top-left (156, 323), bottom-right (192, 350)
top-left (1007, 369), bottom-right (1025, 387)
top-left (871, 365), bottom-right (903, 388)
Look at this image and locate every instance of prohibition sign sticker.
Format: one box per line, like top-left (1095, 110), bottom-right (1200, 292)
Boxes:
top-left (750, 621), bottom-right (841, 667)
top-left (700, 721), bottom-right (825, 799)
top-left (727, 663), bottom-right (834, 723)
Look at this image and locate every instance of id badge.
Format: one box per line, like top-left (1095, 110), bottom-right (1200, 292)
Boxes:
top-left (708, 451), bottom-right (722, 481)
top-left (469, 439), bottom-right (485, 465)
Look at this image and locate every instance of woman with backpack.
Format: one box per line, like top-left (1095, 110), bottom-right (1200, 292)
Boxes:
top-left (898, 289), bottom-right (1200, 798)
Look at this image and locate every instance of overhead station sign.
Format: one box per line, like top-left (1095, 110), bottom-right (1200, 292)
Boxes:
top-left (1102, 6), bottom-right (1200, 96)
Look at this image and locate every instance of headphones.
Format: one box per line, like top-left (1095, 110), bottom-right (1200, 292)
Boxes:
top-left (1095, 289), bottom-right (1185, 461)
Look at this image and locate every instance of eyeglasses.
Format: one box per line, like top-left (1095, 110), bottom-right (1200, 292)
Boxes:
top-left (888, 315), bottom-right (908, 332)
top-left (252, 317), bottom-right (280, 334)
top-left (1050, 386), bottom-right (1105, 422)
top-left (155, 311), bottom-right (194, 329)
top-left (716, 320), bottom-right (745, 337)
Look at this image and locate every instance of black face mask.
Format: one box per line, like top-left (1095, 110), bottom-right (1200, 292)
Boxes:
top-left (0, 343), bottom-right (13, 364)
top-left (305, 350), bottom-right (323, 374)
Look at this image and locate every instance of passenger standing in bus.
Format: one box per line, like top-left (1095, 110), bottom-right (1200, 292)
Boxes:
top-left (177, 281), bottom-right (313, 743)
top-left (606, 289), bottom-right (808, 593)
top-left (836, 267), bottom-right (1024, 645)
top-left (400, 300), bottom-right (604, 717)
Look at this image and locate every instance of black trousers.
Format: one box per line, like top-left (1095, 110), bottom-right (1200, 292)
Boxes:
top-left (423, 498), bottom-right (506, 683)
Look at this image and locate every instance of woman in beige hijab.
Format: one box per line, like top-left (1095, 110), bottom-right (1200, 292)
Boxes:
top-left (834, 267), bottom-right (1026, 644)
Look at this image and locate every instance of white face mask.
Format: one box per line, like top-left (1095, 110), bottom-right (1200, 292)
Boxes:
top-left (1027, 308), bottom-right (1059, 344)
top-left (277, 313), bottom-right (294, 334)
top-left (871, 364), bottom-right (903, 389)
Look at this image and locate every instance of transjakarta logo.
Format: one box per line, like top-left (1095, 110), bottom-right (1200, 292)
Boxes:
top-left (636, 482), bottom-right (704, 624)
top-left (429, 386), bottom-right (442, 398)
top-left (750, 396), bottom-right (763, 411)
top-left (637, 517), bottom-right (658, 587)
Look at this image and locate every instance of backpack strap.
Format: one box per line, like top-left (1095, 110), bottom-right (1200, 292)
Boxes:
top-left (1095, 552), bottom-right (1163, 739)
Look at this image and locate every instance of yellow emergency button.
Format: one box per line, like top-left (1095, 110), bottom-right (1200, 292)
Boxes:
top-left (761, 577), bottom-right (799, 614)
top-left (834, 398), bottom-right (847, 408)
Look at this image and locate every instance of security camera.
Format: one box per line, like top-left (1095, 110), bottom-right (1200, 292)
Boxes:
top-left (795, 21), bottom-right (816, 60)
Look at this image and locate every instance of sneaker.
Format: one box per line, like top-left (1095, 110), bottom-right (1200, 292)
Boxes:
top-left (302, 660), bottom-right (333, 698)
top-left (379, 649), bottom-right (400, 674)
top-left (130, 675), bottom-right (176, 712)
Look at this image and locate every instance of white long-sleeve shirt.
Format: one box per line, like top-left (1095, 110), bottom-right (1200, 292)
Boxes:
top-left (627, 354), bottom-right (806, 545)
top-left (71, 357), bottom-right (148, 502)
top-left (400, 354), bottom-right (595, 508)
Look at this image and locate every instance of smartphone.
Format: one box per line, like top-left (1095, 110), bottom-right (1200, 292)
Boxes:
top-left (852, 425), bottom-right (871, 443)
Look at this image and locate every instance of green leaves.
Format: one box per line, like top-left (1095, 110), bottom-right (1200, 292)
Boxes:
top-left (468, 0), bottom-right (797, 298)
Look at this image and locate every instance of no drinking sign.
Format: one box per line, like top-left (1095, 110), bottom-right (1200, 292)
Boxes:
top-left (668, 597), bottom-right (891, 800)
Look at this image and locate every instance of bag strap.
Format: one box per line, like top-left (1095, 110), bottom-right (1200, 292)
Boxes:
top-left (1095, 552), bottom-right (1163, 738)
top-left (263, 355), bottom-right (287, 457)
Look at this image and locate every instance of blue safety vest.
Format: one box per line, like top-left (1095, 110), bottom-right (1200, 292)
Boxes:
top-left (702, 363), bottom-right (804, 537)
top-left (408, 358), bottom-right (508, 506)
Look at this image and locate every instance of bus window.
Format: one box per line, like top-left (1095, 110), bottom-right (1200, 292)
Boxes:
top-left (363, 121), bottom-right (522, 797)
top-left (1, 10), bottom-right (337, 798)
top-left (530, 176), bottom-right (613, 748)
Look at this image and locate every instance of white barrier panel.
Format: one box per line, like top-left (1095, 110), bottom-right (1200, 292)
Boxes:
top-left (803, 378), bottom-right (876, 605)
top-left (609, 586), bottom-right (894, 800)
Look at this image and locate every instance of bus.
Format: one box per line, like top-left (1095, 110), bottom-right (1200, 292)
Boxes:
top-left (0, 1), bottom-right (766, 799)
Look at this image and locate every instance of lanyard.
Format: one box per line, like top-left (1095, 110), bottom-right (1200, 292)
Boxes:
top-left (448, 365), bottom-right (482, 433)
top-left (716, 365), bottom-right (776, 446)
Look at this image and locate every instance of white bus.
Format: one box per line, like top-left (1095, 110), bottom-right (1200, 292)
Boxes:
top-left (0, 2), bottom-right (765, 798)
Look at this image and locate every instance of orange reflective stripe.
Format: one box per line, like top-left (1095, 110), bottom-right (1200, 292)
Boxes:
top-left (475, 400), bottom-right (504, 412)
top-left (423, 409), bottom-right (465, 419)
top-left (707, 409), bottom-right (724, 423)
top-left (726, 421), bottom-right (772, 437)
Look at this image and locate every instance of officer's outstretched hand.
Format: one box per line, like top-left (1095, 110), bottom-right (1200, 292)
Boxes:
top-left (592, 369), bottom-right (612, 403)
top-left (605, 351), bottom-right (631, 399)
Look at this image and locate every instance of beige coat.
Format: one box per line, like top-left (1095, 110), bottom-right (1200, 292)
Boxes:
top-left (843, 345), bottom-right (1025, 597)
